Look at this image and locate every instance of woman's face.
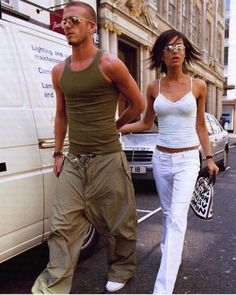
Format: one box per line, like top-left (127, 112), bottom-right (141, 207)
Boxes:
top-left (162, 36), bottom-right (186, 69)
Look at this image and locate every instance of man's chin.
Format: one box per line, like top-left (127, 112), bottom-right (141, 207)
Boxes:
top-left (67, 40), bottom-right (78, 46)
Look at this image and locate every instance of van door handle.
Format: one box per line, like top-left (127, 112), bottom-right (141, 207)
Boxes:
top-left (0, 162), bottom-right (7, 172)
top-left (39, 138), bottom-right (69, 149)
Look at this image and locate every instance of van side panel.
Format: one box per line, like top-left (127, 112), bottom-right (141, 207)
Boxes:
top-left (10, 24), bottom-right (71, 237)
top-left (0, 20), bottom-right (44, 262)
top-left (11, 24), bottom-right (70, 140)
top-left (0, 16), bottom-right (71, 262)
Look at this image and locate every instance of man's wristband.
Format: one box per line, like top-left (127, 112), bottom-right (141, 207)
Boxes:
top-left (206, 155), bottom-right (213, 159)
top-left (53, 152), bottom-right (64, 158)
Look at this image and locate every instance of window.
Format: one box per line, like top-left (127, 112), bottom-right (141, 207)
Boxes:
top-left (196, 7), bottom-right (201, 45)
top-left (156, 0), bottom-right (163, 15)
top-left (205, 116), bottom-right (213, 135)
top-left (218, 0), bottom-right (224, 16)
top-left (206, 20), bottom-right (211, 55)
top-left (225, 19), bottom-right (230, 39)
top-left (54, 0), bottom-right (70, 7)
top-left (1, 0), bottom-right (18, 8)
top-left (223, 78), bottom-right (228, 96)
top-left (224, 47), bottom-right (229, 66)
top-left (54, 0), bottom-right (64, 5)
top-left (168, 0), bottom-right (177, 27)
top-left (149, 0), bottom-right (156, 6)
top-left (225, 0), bottom-right (230, 12)
top-left (182, 0), bottom-right (189, 36)
top-left (207, 115), bottom-right (222, 134)
top-left (192, 6), bottom-right (198, 44)
top-left (217, 32), bottom-right (223, 64)
top-left (2, 0), bottom-right (11, 5)
top-left (192, 6), bottom-right (196, 43)
top-left (192, 2), bottom-right (202, 46)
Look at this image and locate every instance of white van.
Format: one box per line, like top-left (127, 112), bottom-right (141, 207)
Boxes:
top-left (0, 14), bottom-right (99, 263)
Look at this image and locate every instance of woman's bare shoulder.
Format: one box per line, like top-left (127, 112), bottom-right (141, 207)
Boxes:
top-left (193, 77), bottom-right (207, 98)
top-left (147, 79), bottom-right (159, 98)
top-left (193, 77), bottom-right (206, 89)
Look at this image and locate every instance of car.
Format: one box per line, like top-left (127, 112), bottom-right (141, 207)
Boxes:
top-left (121, 113), bottom-right (229, 180)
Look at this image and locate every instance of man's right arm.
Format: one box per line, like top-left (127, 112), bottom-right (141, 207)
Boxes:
top-left (52, 63), bottom-right (68, 176)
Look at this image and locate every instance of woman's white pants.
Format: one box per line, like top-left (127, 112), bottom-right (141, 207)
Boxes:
top-left (152, 149), bottom-right (200, 294)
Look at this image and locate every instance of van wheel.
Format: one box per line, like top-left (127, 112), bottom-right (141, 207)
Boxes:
top-left (219, 148), bottom-right (228, 171)
top-left (79, 224), bottom-right (100, 261)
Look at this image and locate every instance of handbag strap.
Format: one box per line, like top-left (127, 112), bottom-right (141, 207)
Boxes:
top-left (208, 173), bottom-right (216, 185)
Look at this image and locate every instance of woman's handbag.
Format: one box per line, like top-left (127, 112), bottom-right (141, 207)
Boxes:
top-left (190, 174), bottom-right (216, 220)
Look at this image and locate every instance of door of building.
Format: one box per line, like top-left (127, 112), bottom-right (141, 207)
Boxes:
top-left (118, 39), bottom-right (140, 118)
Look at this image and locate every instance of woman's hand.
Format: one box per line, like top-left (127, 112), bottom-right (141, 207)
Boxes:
top-left (207, 159), bottom-right (219, 176)
top-left (53, 156), bottom-right (65, 177)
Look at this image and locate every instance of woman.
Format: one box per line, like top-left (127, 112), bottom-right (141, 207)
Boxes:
top-left (119, 29), bottom-right (219, 294)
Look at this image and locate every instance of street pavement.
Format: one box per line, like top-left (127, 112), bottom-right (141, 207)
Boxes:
top-left (229, 133), bottom-right (236, 147)
top-left (0, 147), bottom-right (236, 294)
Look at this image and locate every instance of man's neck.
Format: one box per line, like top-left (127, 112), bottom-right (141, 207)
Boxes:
top-left (71, 43), bottom-right (97, 61)
top-left (70, 44), bottom-right (98, 71)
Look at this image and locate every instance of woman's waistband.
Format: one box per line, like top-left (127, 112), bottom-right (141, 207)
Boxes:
top-left (156, 145), bottom-right (199, 154)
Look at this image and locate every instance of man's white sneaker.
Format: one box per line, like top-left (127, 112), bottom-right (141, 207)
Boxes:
top-left (106, 281), bottom-right (126, 292)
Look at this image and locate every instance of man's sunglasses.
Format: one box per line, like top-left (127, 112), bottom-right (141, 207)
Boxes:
top-left (61, 16), bottom-right (95, 29)
top-left (163, 44), bottom-right (185, 53)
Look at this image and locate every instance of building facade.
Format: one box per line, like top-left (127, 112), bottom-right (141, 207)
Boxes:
top-left (99, 0), bottom-right (225, 118)
top-left (1, 0), bottom-right (225, 119)
top-left (222, 0), bottom-right (236, 133)
top-left (1, 0), bottom-right (97, 26)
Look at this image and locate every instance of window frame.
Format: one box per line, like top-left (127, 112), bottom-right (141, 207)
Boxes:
top-left (181, 0), bottom-right (189, 36)
top-left (168, 0), bottom-right (177, 27)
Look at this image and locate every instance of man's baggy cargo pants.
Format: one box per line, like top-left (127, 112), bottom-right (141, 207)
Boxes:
top-left (32, 151), bottom-right (137, 294)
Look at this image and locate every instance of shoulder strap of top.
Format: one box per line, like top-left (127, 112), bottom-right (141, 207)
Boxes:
top-left (65, 55), bottom-right (71, 66)
top-left (94, 49), bottom-right (105, 64)
top-left (64, 49), bottom-right (104, 69)
top-left (158, 79), bottom-right (161, 94)
top-left (61, 56), bottom-right (71, 75)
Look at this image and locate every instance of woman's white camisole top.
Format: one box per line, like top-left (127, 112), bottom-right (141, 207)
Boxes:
top-left (153, 78), bottom-right (200, 148)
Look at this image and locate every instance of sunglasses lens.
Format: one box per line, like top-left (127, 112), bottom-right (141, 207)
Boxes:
top-left (164, 44), bottom-right (184, 53)
top-left (71, 16), bottom-right (80, 24)
top-left (176, 45), bottom-right (184, 51)
top-left (165, 45), bottom-right (173, 52)
top-left (61, 16), bottom-right (80, 28)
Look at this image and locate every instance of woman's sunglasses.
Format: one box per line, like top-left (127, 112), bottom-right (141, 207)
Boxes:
top-left (163, 44), bottom-right (185, 53)
top-left (61, 16), bottom-right (95, 29)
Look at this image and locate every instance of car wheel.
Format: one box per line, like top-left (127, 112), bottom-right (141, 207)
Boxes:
top-left (219, 148), bottom-right (228, 171)
top-left (79, 224), bottom-right (100, 261)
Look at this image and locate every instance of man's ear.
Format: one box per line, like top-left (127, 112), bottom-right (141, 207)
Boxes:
top-left (90, 23), bottom-right (97, 34)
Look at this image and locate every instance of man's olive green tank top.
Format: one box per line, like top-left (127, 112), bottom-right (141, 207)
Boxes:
top-left (59, 49), bottom-right (121, 155)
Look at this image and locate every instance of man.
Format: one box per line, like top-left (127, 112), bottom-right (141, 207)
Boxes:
top-left (31, 1), bottom-right (145, 294)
